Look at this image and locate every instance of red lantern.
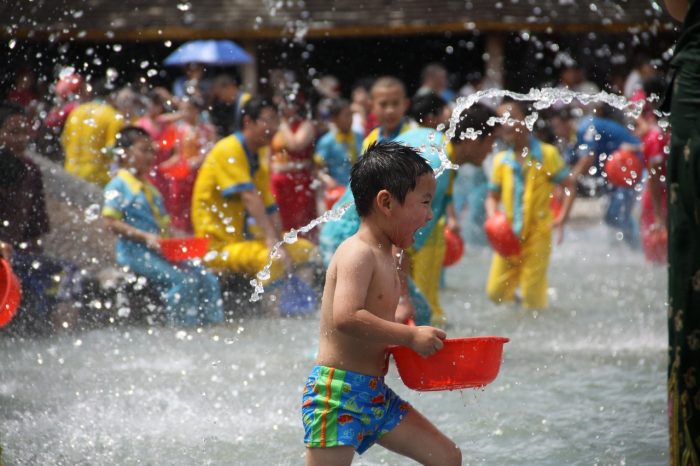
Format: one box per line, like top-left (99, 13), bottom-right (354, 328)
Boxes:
top-left (484, 212), bottom-right (521, 257)
top-left (443, 227), bottom-right (464, 267)
top-left (604, 149), bottom-right (644, 188)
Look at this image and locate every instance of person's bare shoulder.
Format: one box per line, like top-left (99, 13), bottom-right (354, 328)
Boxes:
top-left (331, 234), bottom-right (376, 276)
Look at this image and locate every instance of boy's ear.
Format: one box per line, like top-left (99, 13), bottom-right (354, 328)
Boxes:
top-left (375, 189), bottom-right (393, 215)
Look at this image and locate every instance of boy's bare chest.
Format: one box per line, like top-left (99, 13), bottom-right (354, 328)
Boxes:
top-left (368, 256), bottom-right (401, 310)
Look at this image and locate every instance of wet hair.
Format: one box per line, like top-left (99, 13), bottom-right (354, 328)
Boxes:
top-left (350, 141), bottom-right (433, 217)
top-left (0, 101), bottom-right (25, 129)
top-left (240, 95), bottom-right (274, 123)
top-left (113, 126), bottom-right (151, 164)
top-left (180, 94), bottom-right (205, 110)
top-left (643, 76), bottom-right (667, 101)
top-left (328, 98), bottom-right (350, 118)
top-left (411, 92), bottom-right (447, 123)
top-left (213, 73), bottom-right (239, 88)
top-left (499, 97), bottom-right (529, 117)
top-left (147, 88), bottom-right (170, 109)
top-left (421, 63), bottom-right (447, 83)
top-left (371, 76), bottom-right (406, 96)
top-left (451, 103), bottom-right (498, 142)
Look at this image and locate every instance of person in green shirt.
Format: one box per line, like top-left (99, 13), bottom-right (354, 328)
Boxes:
top-left (664, 1), bottom-right (700, 464)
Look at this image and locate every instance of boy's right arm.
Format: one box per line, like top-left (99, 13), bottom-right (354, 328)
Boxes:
top-left (333, 246), bottom-right (446, 356)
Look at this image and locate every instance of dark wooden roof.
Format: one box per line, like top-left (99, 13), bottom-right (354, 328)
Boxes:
top-left (3, 0), bottom-right (674, 41)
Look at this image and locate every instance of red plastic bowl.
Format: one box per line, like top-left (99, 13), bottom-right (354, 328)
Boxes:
top-left (390, 336), bottom-right (509, 391)
top-left (604, 149), bottom-right (643, 188)
top-left (160, 160), bottom-right (190, 180)
top-left (324, 185), bottom-right (346, 210)
top-left (0, 258), bottom-right (22, 328)
top-left (484, 212), bottom-right (521, 257)
top-left (443, 227), bottom-right (464, 267)
top-left (160, 237), bottom-right (210, 262)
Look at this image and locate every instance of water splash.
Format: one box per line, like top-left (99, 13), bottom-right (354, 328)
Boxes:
top-left (249, 87), bottom-right (646, 301)
top-left (249, 202), bottom-right (352, 301)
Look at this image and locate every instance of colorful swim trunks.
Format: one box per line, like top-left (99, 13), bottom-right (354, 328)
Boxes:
top-left (301, 365), bottom-right (411, 454)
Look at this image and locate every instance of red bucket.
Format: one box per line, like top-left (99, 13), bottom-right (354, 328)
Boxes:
top-left (0, 258), bottom-right (22, 328)
top-left (604, 149), bottom-right (643, 188)
top-left (160, 237), bottom-right (210, 262)
top-left (324, 185), bottom-right (346, 210)
top-left (390, 336), bottom-right (509, 391)
top-left (160, 160), bottom-right (190, 180)
top-left (443, 227), bottom-right (464, 267)
top-left (484, 212), bottom-right (521, 257)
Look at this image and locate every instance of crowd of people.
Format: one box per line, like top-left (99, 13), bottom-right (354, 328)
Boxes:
top-left (0, 56), bottom-right (669, 333)
top-left (2, 23), bottom-right (698, 461)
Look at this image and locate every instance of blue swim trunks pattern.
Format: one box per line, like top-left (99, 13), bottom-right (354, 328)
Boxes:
top-left (301, 365), bottom-right (411, 454)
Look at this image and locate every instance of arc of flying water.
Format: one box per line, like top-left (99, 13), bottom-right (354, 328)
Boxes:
top-left (249, 87), bottom-right (645, 302)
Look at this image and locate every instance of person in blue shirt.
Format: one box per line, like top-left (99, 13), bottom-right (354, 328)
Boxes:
top-left (102, 126), bottom-right (224, 327)
top-left (314, 98), bottom-right (364, 189)
top-left (566, 113), bottom-right (642, 246)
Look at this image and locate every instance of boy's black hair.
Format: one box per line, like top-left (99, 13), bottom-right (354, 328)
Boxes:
top-left (350, 141), bottom-right (433, 217)
top-left (328, 98), bottom-right (350, 118)
top-left (114, 126), bottom-right (150, 152)
top-left (410, 92), bottom-right (447, 124)
top-left (499, 97), bottom-right (529, 116)
top-left (0, 101), bottom-right (25, 129)
top-left (240, 95), bottom-right (274, 123)
top-left (451, 103), bottom-right (498, 142)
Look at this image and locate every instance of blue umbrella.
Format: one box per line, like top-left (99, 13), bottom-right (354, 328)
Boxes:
top-left (163, 39), bottom-right (253, 66)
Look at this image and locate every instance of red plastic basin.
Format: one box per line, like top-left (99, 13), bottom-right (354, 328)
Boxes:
top-left (443, 227), bottom-right (464, 267)
top-left (160, 237), bottom-right (210, 262)
top-left (324, 185), bottom-right (346, 210)
top-left (0, 258), bottom-right (21, 328)
top-left (604, 149), bottom-right (643, 188)
top-left (161, 160), bottom-right (190, 180)
top-left (484, 212), bottom-right (521, 257)
top-left (390, 336), bottom-right (509, 391)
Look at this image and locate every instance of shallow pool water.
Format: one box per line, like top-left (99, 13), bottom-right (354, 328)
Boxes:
top-left (0, 222), bottom-right (666, 466)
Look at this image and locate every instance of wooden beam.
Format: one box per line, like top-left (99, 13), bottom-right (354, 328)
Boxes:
top-left (6, 19), bottom-right (676, 42)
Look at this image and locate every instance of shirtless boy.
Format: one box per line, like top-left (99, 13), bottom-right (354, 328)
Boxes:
top-left (301, 141), bottom-right (462, 466)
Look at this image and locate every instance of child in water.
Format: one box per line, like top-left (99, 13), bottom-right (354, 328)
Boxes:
top-left (102, 126), bottom-right (224, 326)
top-left (301, 141), bottom-right (461, 466)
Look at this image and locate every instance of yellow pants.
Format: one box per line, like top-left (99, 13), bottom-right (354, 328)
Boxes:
top-left (206, 238), bottom-right (315, 282)
top-left (486, 229), bottom-right (551, 310)
top-left (409, 221), bottom-right (446, 325)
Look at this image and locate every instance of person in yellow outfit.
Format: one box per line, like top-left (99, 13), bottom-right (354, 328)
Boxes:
top-left (401, 95), bottom-right (497, 326)
top-left (191, 96), bottom-right (315, 285)
top-left (485, 99), bottom-right (577, 310)
top-left (61, 81), bottom-right (124, 186)
top-left (361, 76), bottom-right (415, 151)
